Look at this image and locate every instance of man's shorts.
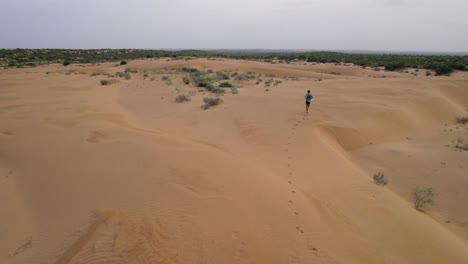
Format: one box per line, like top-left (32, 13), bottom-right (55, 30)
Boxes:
top-left (306, 101), bottom-right (311, 106)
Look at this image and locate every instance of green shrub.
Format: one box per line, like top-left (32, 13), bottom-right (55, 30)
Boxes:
top-left (219, 81), bottom-right (233, 87)
top-left (175, 94), bottom-right (190, 103)
top-left (373, 172), bottom-right (387, 186)
top-left (456, 117), bottom-right (468, 124)
top-left (120, 60), bottom-right (127, 65)
top-left (215, 72), bottom-right (230, 80)
top-left (100, 79), bottom-right (117, 86)
top-left (202, 97), bottom-right (223, 109)
top-left (413, 187), bottom-right (436, 212)
top-left (182, 77), bottom-right (190, 85)
top-left (63, 61), bottom-right (70, 66)
top-left (210, 87), bottom-right (225, 94)
top-left (144, 72), bottom-right (149, 78)
top-left (180, 67), bottom-right (199, 73)
top-left (455, 138), bottom-right (468, 151)
top-left (162, 75), bottom-right (171, 81)
top-left (426, 71), bottom-right (432, 76)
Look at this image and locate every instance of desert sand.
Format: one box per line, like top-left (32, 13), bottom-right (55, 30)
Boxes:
top-left (1, 58), bottom-right (468, 264)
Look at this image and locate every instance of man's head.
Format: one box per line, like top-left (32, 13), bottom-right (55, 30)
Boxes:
top-left (307, 90), bottom-right (310, 93)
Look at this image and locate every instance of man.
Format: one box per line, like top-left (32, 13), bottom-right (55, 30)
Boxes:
top-left (305, 90), bottom-right (313, 114)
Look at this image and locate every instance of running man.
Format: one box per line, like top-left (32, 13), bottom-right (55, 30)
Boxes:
top-left (305, 90), bottom-right (313, 114)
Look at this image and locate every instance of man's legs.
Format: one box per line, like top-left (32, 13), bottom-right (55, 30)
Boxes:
top-left (306, 102), bottom-right (310, 113)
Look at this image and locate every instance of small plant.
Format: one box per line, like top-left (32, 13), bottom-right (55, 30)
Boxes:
top-left (265, 89), bottom-right (270, 92)
top-left (413, 187), bottom-right (436, 212)
top-left (120, 60), bottom-right (127, 65)
top-left (330, 72), bottom-right (341, 75)
top-left (456, 117), bottom-right (468, 124)
top-left (373, 172), bottom-right (387, 186)
top-left (162, 75), bottom-right (170, 81)
top-left (426, 71), bottom-right (432, 76)
top-left (175, 94), bottom-right (190, 103)
top-left (230, 87), bottom-right (239, 94)
top-left (63, 61), bottom-right (70, 66)
top-left (219, 81), bottom-right (233, 87)
top-left (182, 77), bottom-right (190, 85)
top-left (100, 79), bottom-right (117, 86)
top-left (202, 97), bottom-right (223, 109)
top-left (143, 72), bottom-right (149, 79)
top-left (455, 138), bottom-right (468, 151)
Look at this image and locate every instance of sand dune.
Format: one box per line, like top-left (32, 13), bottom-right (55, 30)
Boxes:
top-left (1, 59), bottom-right (467, 263)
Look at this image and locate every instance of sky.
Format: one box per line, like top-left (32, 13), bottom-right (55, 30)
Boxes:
top-left (1, 0), bottom-right (467, 52)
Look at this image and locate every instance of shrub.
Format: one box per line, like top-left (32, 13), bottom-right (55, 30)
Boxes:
top-left (215, 72), bottom-right (230, 80)
top-left (162, 75), bottom-right (171, 81)
top-left (373, 172), bottom-right (387, 186)
top-left (426, 71), bottom-right (432, 76)
top-left (182, 77), bottom-right (190, 85)
top-left (175, 94), bottom-right (190, 103)
top-left (413, 187), bottom-right (436, 212)
top-left (210, 87), bottom-right (225, 94)
top-left (455, 138), bottom-right (468, 151)
top-left (456, 117), bottom-right (468, 124)
top-left (180, 67), bottom-right (199, 73)
top-left (219, 81), bottom-right (233, 87)
top-left (230, 87), bottom-right (239, 94)
top-left (329, 72), bottom-right (341, 75)
top-left (202, 97), bottom-right (223, 109)
top-left (120, 60), bottom-right (127, 65)
top-left (63, 61), bottom-right (70, 66)
top-left (100, 79), bottom-right (117, 86)
top-left (144, 72), bottom-right (149, 78)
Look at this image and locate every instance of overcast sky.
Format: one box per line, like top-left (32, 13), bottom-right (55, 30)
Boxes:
top-left (1, 0), bottom-right (467, 52)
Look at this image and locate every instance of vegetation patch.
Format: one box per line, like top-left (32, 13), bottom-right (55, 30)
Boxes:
top-left (175, 94), bottom-right (190, 103)
top-left (219, 81), bottom-right (233, 87)
top-left (201, 97), bottom-right (223, 109)
top-left (373, 172), bottom-right (388, 186)
top-left (413, 187), bottom-right (436, 212)
top-left (100, 79), bottom-right (117, 86)
top-left (230, 87), bottom-right (239, 94)
top-left (455, 138), bottom-right (468, 151)
top-left (456, 117), bottom-right (468, 124)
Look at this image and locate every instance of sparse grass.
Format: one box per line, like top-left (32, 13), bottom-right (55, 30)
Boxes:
top-left (219, 81), bottom-right (233, 88)
top-left (230, 87), bottom-right (239, 94)
top-left (373, 172), bottom-right (388, 186)
top-left (175, 94), bottom-right (190, 103)
top-left (201, 97), bottom-right (223, 109)
top-left (100, 79), bottom-right (117, 86)
top-left (413, 187), bottom-right (436, 212)
top-left (456, 117), bottom-right (468, 124)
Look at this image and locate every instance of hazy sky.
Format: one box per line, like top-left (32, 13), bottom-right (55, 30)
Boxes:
top-left (1, 0), bottom-right (467, 52)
